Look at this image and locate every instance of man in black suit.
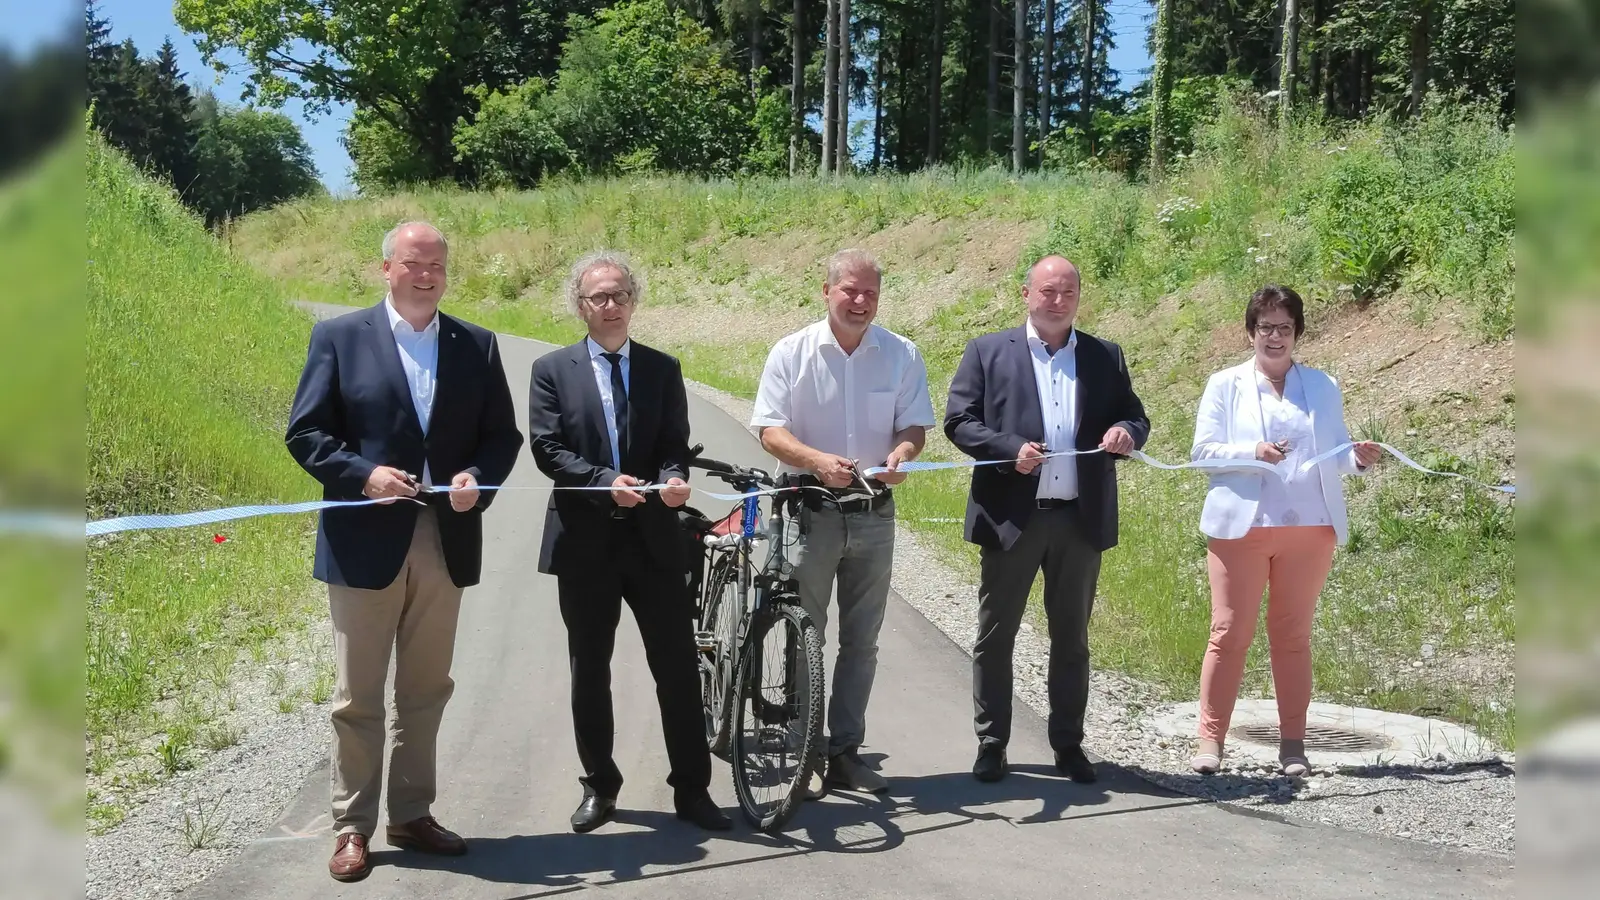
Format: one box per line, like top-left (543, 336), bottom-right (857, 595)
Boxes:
top-left (944, 255), bottom-right (1151, 785)
top-left (285, 221), bottom-right (524, 881)
top-left (527, 250), bottom-right (731, 833)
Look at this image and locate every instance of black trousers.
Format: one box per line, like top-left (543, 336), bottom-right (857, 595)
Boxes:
top-left (556, 521), bottom-right (711, 803)
top-left (973, 504), bottom-right (1103, 752)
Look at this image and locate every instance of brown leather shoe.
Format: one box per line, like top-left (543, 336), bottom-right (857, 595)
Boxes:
top-left (385, 815), bottom-right (467, 856)
top-left (329, 833), bottom-right (370, 882)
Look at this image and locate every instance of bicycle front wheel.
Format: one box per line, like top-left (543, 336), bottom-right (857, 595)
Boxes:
top-left (729, 600), bottom-right (825, 832)
top-left (698, 555), bottom-right (739, 755)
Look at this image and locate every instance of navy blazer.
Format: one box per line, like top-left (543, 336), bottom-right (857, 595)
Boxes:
top-left (527, 339), bottom-right (692, 577)
top-left (944, 326), bottom-right (1150, 553)
top-left (285, 303), bottom-right (523, 589)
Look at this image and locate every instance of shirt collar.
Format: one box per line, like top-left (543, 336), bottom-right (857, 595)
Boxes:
top-left (587, 336), bottom-right (632, 360)
top-left (818, 319), bottom-right (881, 353)
top-left (384, 294), bottom-right (439, 336)
top-left (1025, 319), bottom-right (1076, 352)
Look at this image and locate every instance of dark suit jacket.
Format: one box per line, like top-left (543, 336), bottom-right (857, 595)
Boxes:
top-left (527, 339), bottom-right (692, 577)
top-left (285, 303), bottom-right (523, 590)
top-left (944, 326), bottom-right (1150, 553)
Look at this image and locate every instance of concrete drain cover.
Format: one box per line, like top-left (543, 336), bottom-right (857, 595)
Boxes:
top-left (1229, 722), bottom-right (1396, 753)
top-left (1147, 699), bottom-right (1500, 768)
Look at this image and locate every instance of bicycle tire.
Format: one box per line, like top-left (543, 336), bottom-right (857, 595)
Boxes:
top-left (729, 600), bottom-right (825, 832)
top-left (699, 555), bottom-right (739, 755)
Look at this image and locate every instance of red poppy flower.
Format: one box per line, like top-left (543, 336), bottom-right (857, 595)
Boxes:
top-left (213, 534), bottom-right (228, 543)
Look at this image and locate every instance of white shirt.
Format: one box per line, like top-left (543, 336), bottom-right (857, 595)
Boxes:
top-left (1027, 321), bottom-right (1079, 500)
top-left (384, 295), bottom-right (439, 484)
top-left (751, 320), bottom-right (937, 476)
top-left (1250, 366), bottom-right (1332, 528)
top-left (586, 337), bottom-right (631, 471)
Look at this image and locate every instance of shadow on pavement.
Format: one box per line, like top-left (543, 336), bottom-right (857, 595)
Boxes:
top-left (381, 755), bottom-right (1202, 894)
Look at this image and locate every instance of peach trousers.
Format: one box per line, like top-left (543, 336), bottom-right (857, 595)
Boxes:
top-left (1198, 525), bottom-right (1337, 744)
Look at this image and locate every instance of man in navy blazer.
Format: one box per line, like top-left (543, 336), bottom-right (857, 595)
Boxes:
top-left (944, 255), bottom-right (1150, 785)
top-left (285, 221), bottom-right (522, 881)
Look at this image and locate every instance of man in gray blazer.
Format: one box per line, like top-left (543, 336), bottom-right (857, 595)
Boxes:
top-left (944, 255), bottom-right (1150, 784)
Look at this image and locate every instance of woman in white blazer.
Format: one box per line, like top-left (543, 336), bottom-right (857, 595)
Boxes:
top-left (1188, 285), bottom-right (1381, 776)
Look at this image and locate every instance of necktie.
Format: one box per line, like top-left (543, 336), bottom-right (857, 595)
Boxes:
top-left (602, 352), bottom-right (628, 464)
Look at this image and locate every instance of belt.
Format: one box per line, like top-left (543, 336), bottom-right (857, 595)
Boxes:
top-left (818, 489), bottom-right (892, 514)
top-left (1035, 497), bottom-right (1077, 510)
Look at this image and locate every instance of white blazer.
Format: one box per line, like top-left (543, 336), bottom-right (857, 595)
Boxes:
top-left (1191, 360), bottom-right (1366, 544)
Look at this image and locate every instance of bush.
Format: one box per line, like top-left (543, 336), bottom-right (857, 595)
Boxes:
top-left (541, 0), bottom-right (755, 177)
top-left (452, 79), bottom-right (574, 190)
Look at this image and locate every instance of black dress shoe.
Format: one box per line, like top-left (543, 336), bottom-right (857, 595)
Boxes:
top-left (973, 743), bottom-right (1008, 783)
top-left (570, 795), bottom-right (617, 833)
top-left (675, 793), bottom-right (733, 831)
top-left (1055, 746), bottom-right (1098, 784)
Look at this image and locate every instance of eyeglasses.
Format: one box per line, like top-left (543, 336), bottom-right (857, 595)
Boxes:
top-left (1254, 323), bottom-right (1296, 339)
top-left (581, 291), bottom-right (635, 308)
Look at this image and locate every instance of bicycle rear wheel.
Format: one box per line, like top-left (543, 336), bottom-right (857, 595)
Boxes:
top-left (729, 600), bottom-right (825, 832)
top-left (696, 555), bottom-right (739, 755)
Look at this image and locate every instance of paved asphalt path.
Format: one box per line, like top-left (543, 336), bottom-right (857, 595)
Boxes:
top-left (187, 306), bottom-right (1511, 900)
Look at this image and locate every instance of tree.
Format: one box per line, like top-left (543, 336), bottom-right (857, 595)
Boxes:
top-left (1038, 0), bottom-right (1054, 152)
top-left (835, 0), bottom-right (851, 173)
top-left (143, 40), bottom-right (200, 195)
top-left (1279, 0), bottom-right (1300, 124)
top-left (927, 0), bottom-right (944, 164)
top-left (790, 0), bottom-right (806, 173)
top-left (1149, 0), bottom-right (1175, 179)
top-left (1012, 0), bottom-right (1025, 171)
top-left (1080, 0), bottom-right (1097, 140)
top-left (189, 89), bottom-right (321, 224)
top-left (1408, 0), bottom-right (1432, 115)
top-left (822, 0), bottom-right (837, 173)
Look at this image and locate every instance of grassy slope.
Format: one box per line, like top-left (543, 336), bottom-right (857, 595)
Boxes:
top-left (86, 135), bottom-right (330, 822)
top-left (234, 106), bottom-right (1515, 746)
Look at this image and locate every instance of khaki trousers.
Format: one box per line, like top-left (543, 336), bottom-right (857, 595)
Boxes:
top-left (327, 507), bottom-right (464, 836)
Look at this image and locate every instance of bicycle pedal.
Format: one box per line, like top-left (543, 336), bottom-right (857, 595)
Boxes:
top-left (694, 631), bottom-right (716, 652)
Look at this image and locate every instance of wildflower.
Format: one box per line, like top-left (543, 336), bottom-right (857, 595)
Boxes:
top-left (213, 534), bottom-right (228, 544)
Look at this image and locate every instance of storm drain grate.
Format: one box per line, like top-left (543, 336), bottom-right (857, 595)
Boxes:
top-left (1229, 722), bottom-right (1398, 753)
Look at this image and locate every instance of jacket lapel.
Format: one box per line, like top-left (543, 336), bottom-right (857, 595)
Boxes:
top-left (570, 341), bottom-right (616, 468)
top-left (1234, 362), bottom-right (1266, 445)
top-left (1009, 326), bottom-right (1047, 442)
top-left (365, 303), bottom-right (423, 437)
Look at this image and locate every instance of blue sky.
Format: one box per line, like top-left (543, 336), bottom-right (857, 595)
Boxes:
top-left (57, 1), bottom-right (1153, 195)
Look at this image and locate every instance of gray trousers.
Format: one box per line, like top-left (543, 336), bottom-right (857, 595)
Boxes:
top-left (973, 504), bottom-right (1102, 752)
top-left (788, 498), bottom-right (896, 757)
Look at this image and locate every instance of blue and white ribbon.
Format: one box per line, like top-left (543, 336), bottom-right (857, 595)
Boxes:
top-left (864, 443), bottom-right (1514, 494)
top-left (83, 483), bottom-right (790, 537)
top-left (83, 442), bottom-right (1511, 538)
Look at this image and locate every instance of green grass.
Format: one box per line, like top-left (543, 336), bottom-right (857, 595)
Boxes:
top-left (233, 103), bottom-right (1514, 747)
top-left (86, 132), bottom-right (327, 789)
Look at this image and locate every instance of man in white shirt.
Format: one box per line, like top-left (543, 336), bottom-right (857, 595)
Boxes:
top-left (751, 248), bottom-right (936, 796)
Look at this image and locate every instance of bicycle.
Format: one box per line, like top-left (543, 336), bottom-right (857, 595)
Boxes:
top-left (678, 448), bottom-right (826, 832)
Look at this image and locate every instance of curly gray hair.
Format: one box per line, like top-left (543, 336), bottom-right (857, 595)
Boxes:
top-left (563, 250), bottom-right (646, 316)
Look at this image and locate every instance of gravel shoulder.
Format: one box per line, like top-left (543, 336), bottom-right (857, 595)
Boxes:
top-left (682, 380), bottom-right (1515, 858)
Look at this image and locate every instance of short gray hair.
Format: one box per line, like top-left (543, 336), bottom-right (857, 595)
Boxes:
top-left (826, 248), bottom-right (882, 285)
top-left (564, 250), bottom-right (646, 316)
top-left (382, 221), bottom-right (448, 260)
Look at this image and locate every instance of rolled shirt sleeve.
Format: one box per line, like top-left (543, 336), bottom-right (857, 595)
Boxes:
top-left (750, 340), bottom-right (793, 429)
top-left (895, 344), bottom-right (937, 431)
